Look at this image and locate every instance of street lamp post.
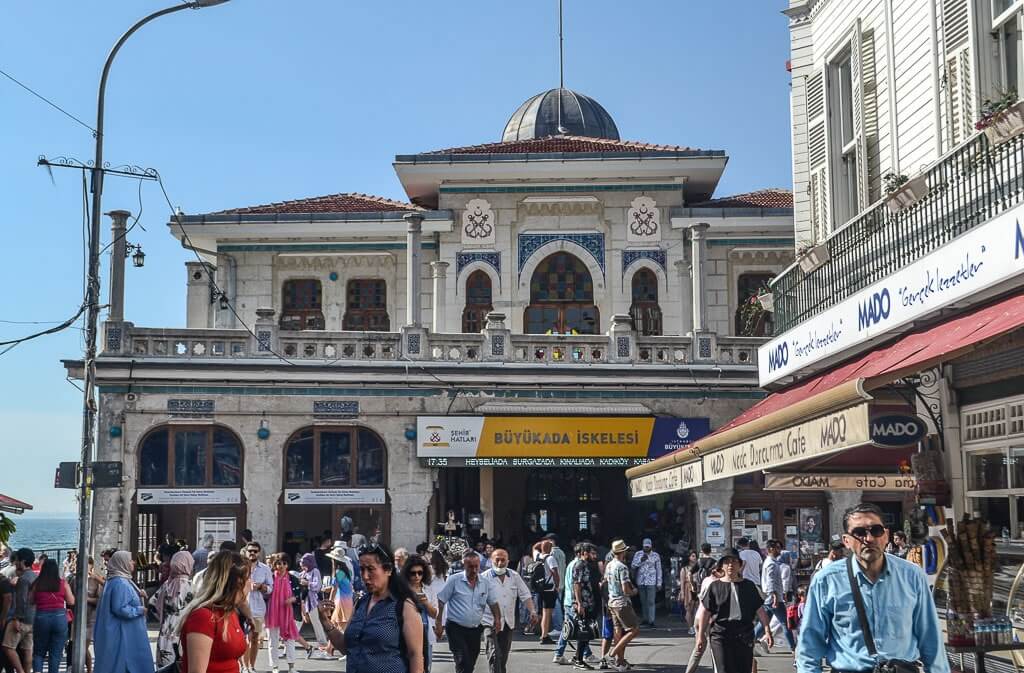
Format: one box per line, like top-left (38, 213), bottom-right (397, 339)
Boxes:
top-left (74, 3), bottom-right (229, 673)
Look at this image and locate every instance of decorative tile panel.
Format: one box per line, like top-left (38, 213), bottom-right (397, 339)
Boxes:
top-left (518, 233), bottom-right (605, 279)
top-left (105, 326), bottom-right (123, 352)
top-left (461, 198), bottom-right (495, 245)
top-left (313, 400), bottom-right (359, 418)
top-left (407, 333), bottom-right (421, 355)
top-left (627, 196), bottom-right (661, 242)
top-left (698, 336), bottom-right (713, 359)
top-left (616, 336), bottom-right (631, 358)
top-left (456, 251), bottom-right (500, 279)
top-left (256, 330), bottom-right (272, 352)
top-left (621, 248), bottom-right (667, 280)
top-left (167, 399), bottom-right (214, 418)
top-left (491, 334), bottom-right (505, 356)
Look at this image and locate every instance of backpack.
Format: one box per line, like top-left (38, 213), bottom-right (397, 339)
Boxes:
top-left (527, 557), bottom-right (549, 593)
top-left (786, 602), bottom-right (801, 631)
top-left (692, 557), bottom-right (716, 591)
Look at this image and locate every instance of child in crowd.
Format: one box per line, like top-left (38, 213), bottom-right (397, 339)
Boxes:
top-left (266, 553), bottom-right (301, 673)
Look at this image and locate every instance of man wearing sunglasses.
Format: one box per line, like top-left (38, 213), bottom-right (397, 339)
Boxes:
top-left (796, 503), bottom-right (948, 673)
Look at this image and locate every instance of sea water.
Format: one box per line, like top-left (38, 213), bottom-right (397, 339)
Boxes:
top-left (6, 515), bottom-right (79, 555)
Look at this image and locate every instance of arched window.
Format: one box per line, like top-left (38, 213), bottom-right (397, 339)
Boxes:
top-left (735, 272), bottom-right (774, 337)
top-left (524, 252), bottom-right (599, 334)
top-left (343, 279), bottom-right (389, 331)
top-left (280, 279), bottom-right (325, 331)
top-left (284, 426), bottom-right (386, 488)
top-left (462, 270), bottom-right (493, 333)
top-left (629, 268), bottom-right (663, 336)
top-left (137, 425), bottom-right (242, 487)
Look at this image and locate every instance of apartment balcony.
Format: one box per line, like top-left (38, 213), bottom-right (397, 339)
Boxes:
top-left (772, 131), bottom-right (1024, 335)
top-left (104, 316), bottom-right (764, 369)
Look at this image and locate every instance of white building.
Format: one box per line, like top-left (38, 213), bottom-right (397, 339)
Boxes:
top-left (68, 87), bottom-right (795, 570)
top-left (629, 0), bottom-right (1024, 581)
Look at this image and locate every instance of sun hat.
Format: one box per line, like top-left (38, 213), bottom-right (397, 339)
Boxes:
top-left (611, 539), bottom-right (628, 555)
top-left (716, 547), bottom-right (742, 569)
top-left (326, 541), bottom-right (349, 562)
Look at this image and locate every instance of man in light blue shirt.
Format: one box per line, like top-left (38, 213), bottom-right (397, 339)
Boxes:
top-left (797, 503), bottom-right (949, 673)
top-left (436, 550), bottom-right (501, 673)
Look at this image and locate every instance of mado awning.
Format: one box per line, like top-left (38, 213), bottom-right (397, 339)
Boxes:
top-left (627, 288), bottom-right (1024, 494)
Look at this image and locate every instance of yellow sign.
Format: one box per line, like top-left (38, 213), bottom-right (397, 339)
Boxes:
top-left (476, 417), bottom-right (653, 457)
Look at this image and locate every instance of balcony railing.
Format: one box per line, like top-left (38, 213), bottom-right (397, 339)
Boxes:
top-left (115, 323), bottom-right (764, 367)
top-left (772, 131), bottom-right (1024, 334)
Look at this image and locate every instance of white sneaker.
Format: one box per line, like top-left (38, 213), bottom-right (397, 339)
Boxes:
top-left (612, 663), bottom-right (629, 672)
top-left (585, 654), bottom-right (601, 664)
top-left (553, 655), bottom-right (570, 665)
top-left (688, 627), bottom-right (696, 636)
top-left (549, 629), bottom-right (561, 638)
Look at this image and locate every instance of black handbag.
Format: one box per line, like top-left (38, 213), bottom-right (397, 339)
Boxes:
top-left (154, 644), bottom-right (180, 673)
top-left (562, 612), bottom-right (600, 641)
top-left (845, 555), bottom-right (921, 673)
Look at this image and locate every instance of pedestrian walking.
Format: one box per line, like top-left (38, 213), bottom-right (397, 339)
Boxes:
top-left (435, 549), bottom-right (501, 673)
top-left (298, 553), bottom-right (329, 655)
top-left (93, 551), bottom-right (153, 673)
top-left (265, 553), bottom-right (301, 673)
top-left (29, 559), bottom-right (74, 673)
top-left (530, 540), bottom-right (560, 645)
top-left (242, 542), bottom-right (272, 673)
top-left (630, 538), bottom-right (661, 627)
top-left (176, 551), bottom-right (250, 673)
top-left (150, 550), bottom-right (194, 667)
top-left (753, 540), bottom-right (796, 654)
top-left (683, 560), bottom-right (723, 673)
top-left (2, 548), bottom-right (35, 673)
top-left (394, 548), bottom-right (410, 573)
top-left (544, 534), bottom-right (567, 635)
top-left (694, 547), bottom-right (774, 673)
top-left (737, 538), bottom-right (762, 586)
top-left (812, 541), bottom-right (845, 575)
top-left (797, 503), bottom-right (949, 673)
top-left (403, 555), bottom-right (439, 673)
top-left (679, 551), bottom-right (699, 633)
top-left (567, 544), bottom-right (601, 670)
top-left (603, 540), bottom-right (639, 672)
top-left (552, 544), bottom-right (595, 666)
top-left (326, 542), bottom-right (355, 636)
top-left (192, 536), bottom-right (215, 575)
top-left (318, 542), bottom-right (425, 673)
top-left (61, 552), bottom-right (77, 585)
top-left (82, 557), bottom-right (103, 673)
top-left (890, 530), bottom-right (910, 559)
top-left (481, 549), bottom-right (536, 673)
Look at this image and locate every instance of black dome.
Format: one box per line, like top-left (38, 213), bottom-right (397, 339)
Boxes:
top-left (502, 88), bottom-right (620, 142)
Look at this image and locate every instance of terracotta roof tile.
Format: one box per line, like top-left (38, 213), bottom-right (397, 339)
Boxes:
top-left (207, 192), bottom-right (424, 216)
top-left (689, 188), bottom-right (793, 209)
top-left (422, 135), bottom-right (701, 155)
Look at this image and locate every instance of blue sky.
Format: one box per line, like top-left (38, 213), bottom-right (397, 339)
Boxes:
top-left (0, 1), bottom-right (793, 514)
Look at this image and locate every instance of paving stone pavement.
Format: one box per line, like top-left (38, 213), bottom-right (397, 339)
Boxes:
top-left (226, 620), bottom-right (798, 673)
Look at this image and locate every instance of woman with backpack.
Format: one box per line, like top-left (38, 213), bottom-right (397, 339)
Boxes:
top-left (317, 542), bottom-right (424, 673)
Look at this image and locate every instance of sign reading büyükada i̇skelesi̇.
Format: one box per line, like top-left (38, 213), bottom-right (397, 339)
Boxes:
top-left (701, 403), bottom-right (872, 482)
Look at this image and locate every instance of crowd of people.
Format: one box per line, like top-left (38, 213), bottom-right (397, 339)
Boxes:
top-left (0, 502), bottom-right (950, 673)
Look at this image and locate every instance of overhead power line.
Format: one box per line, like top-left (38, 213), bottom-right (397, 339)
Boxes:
top-left (0, 67), bottom-right (97, 135)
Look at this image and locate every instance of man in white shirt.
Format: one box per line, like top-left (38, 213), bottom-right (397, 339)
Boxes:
top-left (482, 549), bottom-right (537, 673)
top-left (738, 538), bottom-right (762, 586)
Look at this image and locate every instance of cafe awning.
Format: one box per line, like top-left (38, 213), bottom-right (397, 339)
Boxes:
top-left (627, 288), bottom-right (1024, 489)
top-left (0, 493), bottom-right (34, 515)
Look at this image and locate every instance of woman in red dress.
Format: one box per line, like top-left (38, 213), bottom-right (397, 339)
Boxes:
top-left (176, 551), bottom-right (252, 673)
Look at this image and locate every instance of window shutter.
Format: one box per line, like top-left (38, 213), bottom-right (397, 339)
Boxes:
top-left (806, 70), bottom-right (829, 240)
top-left (851, 20), bottom-right (871, 210)
top-left (942, 0), bottom-right (974, 146)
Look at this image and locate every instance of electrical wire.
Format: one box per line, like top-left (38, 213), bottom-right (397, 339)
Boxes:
top-left (98, 179), bottom-right (146, 257)
top-left (0, 67), bottom-right (97, 136)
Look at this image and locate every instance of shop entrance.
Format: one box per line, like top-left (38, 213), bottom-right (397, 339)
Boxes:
top-left (278, 504), bottom-right (388, 561)
top-left (133, 503), bottom-right (244, 586)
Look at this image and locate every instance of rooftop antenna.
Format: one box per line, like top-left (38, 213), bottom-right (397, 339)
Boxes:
top-left (556, 0), bottom-right (568, 134)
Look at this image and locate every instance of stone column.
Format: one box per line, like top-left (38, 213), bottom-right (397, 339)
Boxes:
top-left (828, 490), bottom-right (863, 540)
top-left (674, 259), bottom-right (694, 335)
top-left (107, 210), bottom-right (130, 322)
top-left (607, 314), bottom-right (636, 364)
top-left (186, 262), bottom-right (213, 329)
top-left (479, 467), bottom-right (495, 538)
top-left (430, 261), bottom-right (449, 333)
top-left (695, 478), bottom-right (734, 553)
top-left (689, 223), bottom-right (710, 332)
top-left (482, 312), bottom-right (512, 362)
top-left (252, 307), bottom-right (277, 356)
top-left (404, 213), bottom-right (424, 327)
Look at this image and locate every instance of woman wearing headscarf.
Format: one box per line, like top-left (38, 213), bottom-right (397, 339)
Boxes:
top-left (93, 550), bottom-right (154, 673)
top-left (150, 550), bottom-right (195, 666)
top-left (298, 553), bottom-right (328, 653)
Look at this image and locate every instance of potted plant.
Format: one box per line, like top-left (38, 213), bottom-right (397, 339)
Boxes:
top-left (976, 90), bottom-right (1024, 146)
top-left (883, 171), bottom-right (929, 213)
top-left (756, 282), bottom-right (774, 312)
top-left (797, 242), bottom-right (830, 274)
top-left (737, 293), bottom-right (769, 337)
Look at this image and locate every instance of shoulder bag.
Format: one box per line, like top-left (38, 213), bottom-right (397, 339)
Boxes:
top-left (845, 555), bottom-right (920, 673)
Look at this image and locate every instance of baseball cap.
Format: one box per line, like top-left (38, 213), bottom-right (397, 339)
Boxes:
top-left (642, 538), bottom-right (652, 547)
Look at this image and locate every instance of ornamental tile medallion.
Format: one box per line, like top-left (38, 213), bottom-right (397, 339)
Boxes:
top-left (621, 248), bottom-right (667, 280)
top-left (627, 196), bottom-right (660, 243)
top-left (456, 251), bottom-right (500, 279)
top-left (461, 198), bottom-right (495, 245)
top-left (517, 232), bottom-right (605, 280)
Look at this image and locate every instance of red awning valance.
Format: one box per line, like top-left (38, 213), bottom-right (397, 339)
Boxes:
top-left (0, 493), bottom-right (33, 515)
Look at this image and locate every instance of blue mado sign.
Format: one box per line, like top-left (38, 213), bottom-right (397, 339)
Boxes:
top-left (870, 414), bottom-right (927, 447)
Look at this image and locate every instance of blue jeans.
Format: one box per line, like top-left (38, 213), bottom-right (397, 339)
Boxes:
top-left (753, 599), bottom-right (797, 650)
top-left (554, 607), bottom-right (593, 658)
top-left (552, 594), bottom-right (564, 632)
top-left (33, 609), bottom-right (68, 673)
top-left (638, 585), bottom-right (657, 624)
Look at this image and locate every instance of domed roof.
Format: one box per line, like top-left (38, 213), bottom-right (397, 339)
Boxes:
top-left (502, 88), bottom-right (619, 142)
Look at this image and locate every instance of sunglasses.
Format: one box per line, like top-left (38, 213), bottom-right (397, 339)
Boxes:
top-left (357, 543), bottom-right (391, 561)
top-left (847, 524), bottom-right (886, 539)
top-left (408, 570), bottom-right (424, 576)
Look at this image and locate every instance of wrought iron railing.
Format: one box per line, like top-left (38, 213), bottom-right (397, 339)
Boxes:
top-left (772, 131), bottom-right (1024, 334)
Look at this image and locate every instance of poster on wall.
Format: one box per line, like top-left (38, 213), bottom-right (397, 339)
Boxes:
top-left (197, 517), bottom-right (236, 549)
top-left (705, 527), bottom-right (726, 545)
top-left (138, 488), bottom-right (241, 505)
top-left (757, 524), bottom-right (772, 545)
